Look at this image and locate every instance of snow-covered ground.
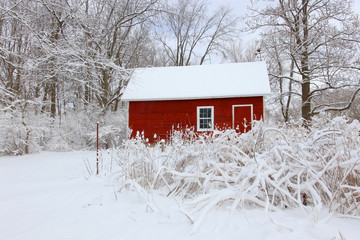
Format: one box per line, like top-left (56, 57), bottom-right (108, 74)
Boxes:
top-left (0, 151), bottom-right (359, 240)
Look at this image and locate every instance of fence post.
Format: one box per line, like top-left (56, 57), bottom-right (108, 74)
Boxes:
top-left (96, 122), bottom-right (99, 175)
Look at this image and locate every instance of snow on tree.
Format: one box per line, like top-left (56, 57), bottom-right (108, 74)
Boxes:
top-left (155, 0), bottom-right (239, 66)
top-left (247, 0), bottom-right (360, 123)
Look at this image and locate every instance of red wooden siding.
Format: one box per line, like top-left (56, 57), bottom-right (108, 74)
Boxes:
top-left (128, 96), bottom-right (264, 142)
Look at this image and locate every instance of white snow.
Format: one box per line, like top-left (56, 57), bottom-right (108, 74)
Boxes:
top-left (1, 151), bottom-right (359, 240)
top-left (122, 62), bottom-right (271, 101)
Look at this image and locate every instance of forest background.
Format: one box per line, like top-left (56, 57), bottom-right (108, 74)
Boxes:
top-left (1, 0), bottom-right (359, 155)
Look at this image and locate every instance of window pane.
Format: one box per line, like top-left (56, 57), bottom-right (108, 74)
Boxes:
top-left (205, 109), bottom-right (209, 118)
top-left (200, 119), bottom-right (205, 129)
top-left (200, 109), bottom-right (204, 118)
top-left (199, 118), bottom-right (212, 129)
top-left (200, 107), bottom-right (211, 118)
top-left (205, 109), bottom-right (208, 117)
top-left (203, 119), bottom-right (208, 129)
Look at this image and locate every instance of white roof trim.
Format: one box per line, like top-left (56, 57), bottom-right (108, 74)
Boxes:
top-left (122, 62), bottom-right (271, 101)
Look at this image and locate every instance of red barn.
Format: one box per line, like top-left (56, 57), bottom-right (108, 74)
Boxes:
top-left (122, 62), bottom-right (271, 142)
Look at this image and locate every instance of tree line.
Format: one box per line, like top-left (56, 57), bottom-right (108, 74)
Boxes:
top-left (0, 0), bottom-right (359, 154)
top-left (0, 0), bottom-right (240, 116)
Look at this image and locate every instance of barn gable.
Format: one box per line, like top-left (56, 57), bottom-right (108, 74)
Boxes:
top-left (122, 62), bottom-right (271, 142)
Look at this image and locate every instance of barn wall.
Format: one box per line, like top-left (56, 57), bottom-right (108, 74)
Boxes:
top-left (128, 97), bottom-right (264, 142)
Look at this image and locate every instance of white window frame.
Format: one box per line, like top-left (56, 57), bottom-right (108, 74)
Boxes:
top-left (197, 106), bottom-right (214, 132)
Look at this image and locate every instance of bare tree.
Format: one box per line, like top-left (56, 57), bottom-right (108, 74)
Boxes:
top-left (74, 0), bottom-right (158, 111)
top-left (0, 0), bottom-right (47, 154)
top-left (155, 0), bottom-right (238, 66)
top-left (27, 0), bottom-right (159, 114)
top-left (263, 33), bottom-right (299, 122)
top-left (0, 0), bottom-right (160, 154)
top-left (248, 0), bottom-right (360, 124)
top-left (221, 39), bottom-right (260, 63)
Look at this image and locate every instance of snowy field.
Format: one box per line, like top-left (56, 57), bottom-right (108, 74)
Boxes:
top-left (1, 151), bottom-right (359, 240)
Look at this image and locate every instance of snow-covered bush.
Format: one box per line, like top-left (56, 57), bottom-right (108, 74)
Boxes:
top-left (0, 105), bottom-right (127, 155)
top-left (46, 110), bottom-right (95, 151)
top-left (113, 115), bottom-right (360, 219)
top-left (0, 104), bottom-right (50, 155)
top-left (86, 110), bottom-right (127, 149)
top-left (47, 109), bottom-right (127, 151)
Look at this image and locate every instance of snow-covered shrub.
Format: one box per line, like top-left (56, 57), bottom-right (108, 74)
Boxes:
top-left (0, 104), bottom-right (50, 155)
top-left (46, 108), bottom-right (127, 151)
top-left (1, 103), bottom-right (127, 154)
top-left (113, 115), bottom-right (360, 219)
top-left (86, 110), bottom-right (127, 149)
top-left (46, 110), bottom-right (95, 151)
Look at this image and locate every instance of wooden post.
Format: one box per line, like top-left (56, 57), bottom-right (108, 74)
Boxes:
top-left (96, 122), bottom-right (99, 175)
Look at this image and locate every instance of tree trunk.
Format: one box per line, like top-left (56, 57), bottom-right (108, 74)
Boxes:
top-left (301, 0), bottom-right (311, 125)
top-left (50, 81), bottom-right (56, 118)
top-left (301, 78), bottom-right (311, 122)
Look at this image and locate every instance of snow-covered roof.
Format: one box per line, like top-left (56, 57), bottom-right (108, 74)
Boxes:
top-left (122, 61), bottom-right (271, 101)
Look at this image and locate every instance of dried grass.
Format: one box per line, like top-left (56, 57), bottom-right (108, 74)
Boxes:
top-left (113, 116), bottom-right (360, 224)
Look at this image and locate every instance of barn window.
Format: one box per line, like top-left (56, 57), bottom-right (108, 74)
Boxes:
top-left (197, 106), bottom-right (214, 131)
